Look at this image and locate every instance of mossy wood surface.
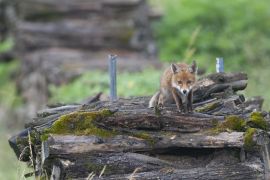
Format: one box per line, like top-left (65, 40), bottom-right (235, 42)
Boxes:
top-left (9, 72), bottom-right (270, 179)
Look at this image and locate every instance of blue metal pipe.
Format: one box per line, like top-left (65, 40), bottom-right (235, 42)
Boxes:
top-left (216, 57), bottom-right (224, 73)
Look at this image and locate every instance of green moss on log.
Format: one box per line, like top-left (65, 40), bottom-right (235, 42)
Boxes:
top-left (195, 101), bottom-right (221, 113)
top-left (216, 115), bottom-right (246, 132)
top-left (40, 134), bottom-right (50, 142)
top-left (42, 109), bottom-right (116, 140)
top-left (248, 112), bottom-right (269, 130)
top-left (132, 132), bottom-right (156, 146)
top-left (244, 128), bottom-right (257, 151)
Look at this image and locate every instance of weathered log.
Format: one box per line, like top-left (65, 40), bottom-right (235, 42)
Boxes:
top-left (42, 134), bottom-right (261, 179)
top-left (0, 0), bottom-right (8, 41)
top-left (243, 96), bottom-right (264, 112)
top-left (0, 50), bottom-right (14, 62)
top-left (55, 152), bottom-right (177, 178)
top-left (26, 91), bottom-right (258, 134)
top-left (193, 72), bottom-right (248, 102)
top-left (53, 150), bottom-right (263, 179)
top-left (28, 97), bottom-right (226, 133)
top-left (16, 20), bottom-right (149, 51)
top-left (0, 0), bottom-right (16, 41)
top-left (15, 0), bottom-right (156, 52)
top-left (89, 163), bottom-right (264, 180)
top-left (36, 104), bottom-right (80, 118)
top-left (16, 0), bottom-right (149, 20)
top-left (81, 92), bottom-right (103, 104)
top-left (44, 132), bottom-right (244, 156)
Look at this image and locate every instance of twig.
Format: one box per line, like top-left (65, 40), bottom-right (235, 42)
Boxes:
top-left (28, 131), bottom-right (35, 175)
top-left (19, 166), bottom-right (26, 180)
top-left (99, 165), bottom-right (107, 178)
top-left (86, 172), bottom-right (95, 180)
top-left (128, 167), bottom-right (142, 180)
top-left (17, 146), bottom-right (29, 180)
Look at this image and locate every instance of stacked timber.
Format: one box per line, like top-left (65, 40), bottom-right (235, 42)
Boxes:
top-left (14, 0), bottom-right (161, 115)
top-left (9, 72), bottom-right (270, 179)
top-left (0, 0), bottom-right (9, 41)
top-left (0, 0), bottom-right (14, 61)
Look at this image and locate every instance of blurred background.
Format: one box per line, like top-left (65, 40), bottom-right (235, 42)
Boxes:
top-left (1, 0), bottom-right (270, 179)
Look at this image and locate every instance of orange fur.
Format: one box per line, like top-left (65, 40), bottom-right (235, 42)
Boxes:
top-left (149, 61), bottom-right (197, 113)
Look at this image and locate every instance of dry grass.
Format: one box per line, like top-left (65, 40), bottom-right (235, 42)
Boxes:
top-left (128, 167), bottom-right (142, 180)
top-left (0, 128), bottom-right (34, 180)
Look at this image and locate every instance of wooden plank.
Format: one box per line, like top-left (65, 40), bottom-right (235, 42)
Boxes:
top-left (46, 132), bottom-right (244, 156)
top-left (89, 163), bottom-right (264, 180)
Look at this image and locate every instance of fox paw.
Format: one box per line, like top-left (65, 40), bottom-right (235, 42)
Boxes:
top-left (157, 103), bottom-right (164, 110)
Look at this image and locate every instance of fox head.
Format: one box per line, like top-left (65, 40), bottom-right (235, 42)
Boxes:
top-left (171, 61), bottom-right (197, 96)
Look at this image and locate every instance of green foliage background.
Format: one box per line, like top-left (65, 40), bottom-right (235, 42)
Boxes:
top-left (154, 0), bottom-right (270, 71)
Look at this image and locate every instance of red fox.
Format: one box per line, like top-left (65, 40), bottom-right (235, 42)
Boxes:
top-left (149, 61), bottom-right (197, 113)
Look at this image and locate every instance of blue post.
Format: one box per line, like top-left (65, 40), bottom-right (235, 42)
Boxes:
top-left (108, 54), bottom-right (117, 101)
top-left (216, 57), bottom-right (224, 73)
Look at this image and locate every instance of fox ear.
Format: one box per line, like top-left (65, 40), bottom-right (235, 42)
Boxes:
top-left (189, 60), bottom-right (197, 74)
top-left (171, 64), bottom-right (178, 74)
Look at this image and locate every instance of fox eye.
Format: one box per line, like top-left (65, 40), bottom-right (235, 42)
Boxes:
top-left (187, 80), bottom-right (192, 84)
top-left (178, 81), bottom-right (182, 84)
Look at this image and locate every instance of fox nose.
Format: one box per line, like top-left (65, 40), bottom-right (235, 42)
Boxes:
top-left (183, 90), bottom-right (187, 94)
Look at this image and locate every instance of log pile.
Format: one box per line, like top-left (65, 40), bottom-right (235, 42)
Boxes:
top-left (13, 0), bottom-right (161, 115)
top-left (0, 0), bottom-right (8, 41)
top-left (0, 0), bottom-right (15, 62)
top-left (9, 72), bottom-right (270, 179)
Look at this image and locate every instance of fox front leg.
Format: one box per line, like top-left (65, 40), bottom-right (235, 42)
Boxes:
top-left (172, 89), bottom-right (184, 112)
top-left (157, 93), bottom-right (164, 110)
top-left (187, 90), bottom-right (193, 113)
